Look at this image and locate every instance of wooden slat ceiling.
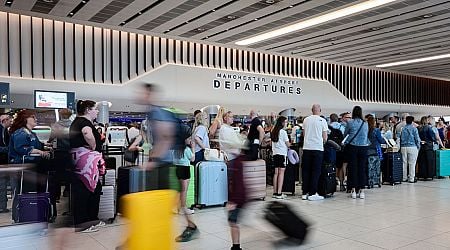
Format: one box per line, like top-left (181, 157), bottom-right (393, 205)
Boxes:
top-left (2, 0), bottom-right (449, 80)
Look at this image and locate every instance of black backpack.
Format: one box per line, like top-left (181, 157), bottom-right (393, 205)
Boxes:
top-left (328, 125), bottom-right (344, 145)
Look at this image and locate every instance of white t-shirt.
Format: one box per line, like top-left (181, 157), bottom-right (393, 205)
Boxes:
top-left (272, 129), bottom-right (289, 156)
top-left (194, 125), bottom-right (210, 153)
top-left (302, 115), bottom-right (328, 151)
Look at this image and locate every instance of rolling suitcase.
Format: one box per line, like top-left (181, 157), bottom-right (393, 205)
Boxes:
top-left (436, 150), bottom-right (450, 177)
top-left (382, 152), bottom-right (402, 185)
top-left (243, 160), bottom-right (266, 201)
top-left (195, 161), bottom-right (228, 208)
top-left (317, 162), bottom-right (336, 197)
top-left (122, 190), bottom-right (177, 250)
top-left (98, 185), bottom-right (115, 222)
top-left (104, 169), bottom-right (116, 186)
top-left (12, 171), bottom-right (52, 223)
top-left (281, 162), bottom-right (296, 195)
top-left (104, 157), bottom-right (116, 170)
top-left (265, 201), bottom-right (309, 244)
top-left (367, 155), bottom-right (381, 188)
top-left (417, 148), bottom-right (435, 180)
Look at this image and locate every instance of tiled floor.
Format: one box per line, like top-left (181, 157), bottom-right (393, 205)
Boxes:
top-left (3, 179), bottom-right (450, 249)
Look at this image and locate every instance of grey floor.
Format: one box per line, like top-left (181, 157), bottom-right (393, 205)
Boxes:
top-left (3, 179), bottom-right (450, 249)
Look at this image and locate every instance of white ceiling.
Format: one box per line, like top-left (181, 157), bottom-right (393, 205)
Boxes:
top-left (2, 0), bottom-right (450, 80)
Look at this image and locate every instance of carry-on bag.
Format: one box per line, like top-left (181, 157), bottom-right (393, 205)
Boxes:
top-left (317, 162), bottom-right (336, 197)
top-left (281, 162), bottom-right (296, 195)
top-left (417, 147), bottom-right (435, 180)
top-left (382, 152), bottom-right (402, 185)
top-left (265, 201), bottom-right (309, 244)
top-left (367, 155), bottom-right (382, 188)
top-left (195, 161), bottom-right (228, 208)
top-left (121, 190), bottom-right (177, 250)
top-left (98, 185), bottom-right (115, 222)
top-left (12, 170), bottom-right (52, 223)
top-left (436, 150), bottom-right (450, 177)
top-left (243, 160), bottom-right (266, 201)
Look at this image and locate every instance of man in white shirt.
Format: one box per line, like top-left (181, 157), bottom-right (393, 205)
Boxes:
top-left (301, 104), bottom-right (328, 201)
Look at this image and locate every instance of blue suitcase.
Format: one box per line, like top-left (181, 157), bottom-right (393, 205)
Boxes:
top-left (195, 161), bottom-right (228, 208)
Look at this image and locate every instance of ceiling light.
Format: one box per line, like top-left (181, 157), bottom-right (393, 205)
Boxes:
top-left (376, 54), bottom-right (450, 68)
top-left (254, 18), bottom-right (258, 21)
top-left (265, 0), bottom-right (275, 4)
top-left (42, 0), bottom-right (54, 2)
top-left (68, 12), bottom-right (74, 16)
top-left (235, 0), bottom-right (398, 46)
top-left (227, 15), bottom-right (236, 20)
top-left (212, 9), bottom-right (215, 12)
top-left (422, 14), bottom-right (433, 18)
top-left (81, 0), bottom-right (87, 3)
top-left (289, 5), bottom-right (294, 8)
top-left (138, 12), bottom-right (142, 15)
top-left (197, 28), bottom-right (205, 32)
top-left (370, 26), bottom-right (381, 31)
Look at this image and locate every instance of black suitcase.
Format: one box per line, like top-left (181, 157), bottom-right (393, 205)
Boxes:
top-left (265, 201), bottom-right (309, 244)
top-left (282, 162), bottom-right (296, 195)
top-left (317, 162), bottom-right (336, 197)
top-left (104, 157), bottom-right (116, 170)
top-left (367, 155), bottom-right (381, 188)
top-left (382, 152), bottom-right (402, 185)
top-left (417, 149), bottom-right (435, 180)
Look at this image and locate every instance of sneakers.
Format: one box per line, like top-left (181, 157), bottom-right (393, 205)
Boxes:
top-left (175, 226), bottom-right (199, 242)
top-left (351, 191), bottom-right (357, 199)
top-left (301, 194), bottom-right (308, 200)
top-left (274, 194), bottom-right (287, 200)
top-left (95, 221), bottom-right (106, 228)
top-left (80, 225), bottom-right (99, 233)
top-left (359, 191), bottom-right (365, 199)
top-left (179, 207), bottom-right (195, 215)
top-left (307, 193), bottom-right (324, 201)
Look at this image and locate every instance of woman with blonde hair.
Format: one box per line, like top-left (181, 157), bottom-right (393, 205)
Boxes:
top-left (192, 112), bottom-right (210, 166)
top-left (209, 107), bottom-right (225, 149)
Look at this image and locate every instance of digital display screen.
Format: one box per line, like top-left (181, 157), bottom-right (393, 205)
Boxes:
top-left (34, 90), bottom-right (75, 109)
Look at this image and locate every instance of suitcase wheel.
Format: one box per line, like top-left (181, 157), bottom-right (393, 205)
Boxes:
top-left (223, 202), bottom-right (227, 207)
top-left (262, 197), bottom-right (266, 201)
top-left (378, 184), bottom-right (382, 188)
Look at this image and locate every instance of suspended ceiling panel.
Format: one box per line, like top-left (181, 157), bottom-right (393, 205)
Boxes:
top-left (2, 0), bottom-right (450, 80)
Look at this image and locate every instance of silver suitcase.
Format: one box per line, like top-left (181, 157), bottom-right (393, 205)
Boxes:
top-left (104, 170), bottom-right (116, 186)
top-left (98, 185), bottom-right (115, 222)
top-left (243, 160), bottom-right (267, 201)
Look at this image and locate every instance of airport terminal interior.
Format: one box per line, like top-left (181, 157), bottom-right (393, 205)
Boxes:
top-left (0, 0), bottom-right (450, 249)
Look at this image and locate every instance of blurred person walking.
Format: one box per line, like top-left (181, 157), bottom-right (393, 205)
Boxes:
top-left (219, 111), bottom-right (247, 250)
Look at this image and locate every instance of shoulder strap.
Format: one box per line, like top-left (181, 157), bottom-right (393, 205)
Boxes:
top-left (347, 120), bottom-right (364, 145)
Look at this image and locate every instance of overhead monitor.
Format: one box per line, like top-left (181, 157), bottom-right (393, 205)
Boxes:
top-left (34, 90), bottom-right (75, 109)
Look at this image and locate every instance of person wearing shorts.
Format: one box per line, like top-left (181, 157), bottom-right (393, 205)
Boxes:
top-left (271, 116), bottom-right (290, 199)
top-left (173, 137), bottom-right (198, 242)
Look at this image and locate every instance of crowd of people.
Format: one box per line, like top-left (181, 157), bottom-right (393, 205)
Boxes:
top-left (1, 84), bottom-right (450, 249)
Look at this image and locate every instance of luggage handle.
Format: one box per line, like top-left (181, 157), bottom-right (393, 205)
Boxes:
top-left (20, 155), bottom-right (49, 195)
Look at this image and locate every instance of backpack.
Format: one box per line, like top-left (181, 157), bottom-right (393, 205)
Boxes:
top-left (328, 125), bottom-right (344, 145)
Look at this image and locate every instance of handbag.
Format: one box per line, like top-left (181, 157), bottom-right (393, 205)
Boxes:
top-left (124, 149), bottom-right (138, 163)
top-left (204, 148), bottom-right (225, 161)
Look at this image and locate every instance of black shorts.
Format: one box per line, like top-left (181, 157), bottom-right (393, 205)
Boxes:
top-left (273, 154), bottom-right (286, 168)
top-left (175, 165), bottom-right (191, 180)
top-left (228, 207), bottom-right (242, 223)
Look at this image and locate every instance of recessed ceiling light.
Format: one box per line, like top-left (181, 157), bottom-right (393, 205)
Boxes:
top-left (422, 14), bottom-right (433, 18)
top-left (212, 9), bottom-right (216, 12)
top-left (330, 37), bottom-right (337, 41)
top-left (68, 12), bottom-right (74, 16)
top-left (254, 18), bottom-right (258, 21)
top-left (227, 15), bottom-right (236, 20)
top-left (166, 29), bottom-right (170, 32)
top-left (370, 26), bottom-right (381, 31)
top-left (289, 5), bottom-right (294, 8)
top-left (42, 0), bottom-right (54, 2)
top-left (197, 28), bottom-right (205, 32)
top-left (81, 0), bottom-right (87, 3)
top-left (376, 54), bottom-right (450, 67)
top-left (265, 0), bottom-right (275, 4)
top-left (138, 12), bottom-right (142, 15)
top-left (236, 0), bottom-right (399, 46)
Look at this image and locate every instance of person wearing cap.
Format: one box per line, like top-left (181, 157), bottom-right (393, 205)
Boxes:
top-left (0, 113), bottom-right (12, 213)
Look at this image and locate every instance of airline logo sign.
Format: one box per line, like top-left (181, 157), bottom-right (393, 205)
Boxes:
top-left (213, 73), bottom-right (302, 96)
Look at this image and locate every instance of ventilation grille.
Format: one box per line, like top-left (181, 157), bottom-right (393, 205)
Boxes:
top-left (89, 0), bottom-right (136, 23)
top-left (30, 0), bottom-right (60, 14)
top-left (0, 12), bottom-right (449, 106)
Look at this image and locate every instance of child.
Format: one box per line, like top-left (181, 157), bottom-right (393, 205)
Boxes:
top-left (173, 137), bottom-right (199, 242)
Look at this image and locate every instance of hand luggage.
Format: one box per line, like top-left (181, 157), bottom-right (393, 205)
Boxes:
top-left (104, 169), bottom-right (116, 186)
top-left (417, 148), bottom-right (435, 180)
top-left (317, 162), bottom-right (336, 197)
top-left (121, 190), bottom-right (177, 250)
top-left (265, 201), bottom-right (309, 244)
top-left (281, 162), bottom-right (296, 195)
top-left (243, 160), bottom-right (266, 201)
top-left (436, 150), bottom-right (450, 177)
top-left (98, 185), bottom-right (115, 222)
top-left (195, 161), bottom-right (228, 208)
top-left (367, 155), bottom-right (381, 188)
top-left (323, 145), bottom-right (337, 164)
top-left (116, 166), bottom-right (154, 213)
top-left (12, 170), bottom-right (52, 223)
top-left (382, 152), bottom-right (402, 185)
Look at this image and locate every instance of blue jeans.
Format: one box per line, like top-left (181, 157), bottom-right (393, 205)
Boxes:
top-left (302, 150), bottom-right (323, 195)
